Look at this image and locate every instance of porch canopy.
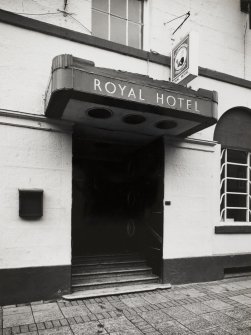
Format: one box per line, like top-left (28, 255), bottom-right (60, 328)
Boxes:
top-left (45, 54), bottom-right (218, 144)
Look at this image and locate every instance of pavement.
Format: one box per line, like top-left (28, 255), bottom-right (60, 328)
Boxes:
top-left (2, 277), bottom-right (251, 334)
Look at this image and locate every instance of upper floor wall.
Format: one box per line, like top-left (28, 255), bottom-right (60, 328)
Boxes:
top-left (1, 0), bottom-right (251, 144)
top-left (1, 0), bottom-right (251, 80)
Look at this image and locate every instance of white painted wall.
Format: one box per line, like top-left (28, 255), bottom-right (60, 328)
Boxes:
top-left (0, 22), bottom-right (169, 116)
top-left (149, 0), bottom-right (251, 80)
top-left (0, 0), bottom-right (92, 35)
top-left (0, 120), bottom-right (72, 269)
top-left (189, 75), bottom-right (251, 142)
top-left (163, 137), bottom-right (251, 259)
top-left (0, 0), bottom-right (251, 80)
top-left (163, 138), bottom-right (220, 259)
top-left (1, 0), bottom-right (251, 267)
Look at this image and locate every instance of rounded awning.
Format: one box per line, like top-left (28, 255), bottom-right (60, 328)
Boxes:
top-left (45, 54), bottom-right (218, 145)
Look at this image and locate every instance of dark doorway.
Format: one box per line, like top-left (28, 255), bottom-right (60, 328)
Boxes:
top-left (72, 135), bottom-right (164, 277)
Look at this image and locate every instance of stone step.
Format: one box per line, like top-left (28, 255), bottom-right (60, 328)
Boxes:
top-left (72, 259), bottom-right (147, 272)
top-left (72, 267), bottom-right (152, 282)
top-left (72, 275), bottom-right (159, 292)
top-left (72, 253), bottom-right (143, 265)
top-left (72, 264), bottom-right (151, 275)
top-left (64, 283), bottom-right (171, 300)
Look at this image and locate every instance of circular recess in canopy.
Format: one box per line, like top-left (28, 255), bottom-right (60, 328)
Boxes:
top-left (87, 108), bottom-right (112, 119)
top-left (123, 114), bottom-right (146, 125)
top-left (155, 120), bottom-right (177, 129)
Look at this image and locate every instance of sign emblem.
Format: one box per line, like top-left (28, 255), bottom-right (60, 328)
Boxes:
top-left (174, 45), bottom-right (188, 72)
top-left (171, 31), bottom-right (199, 86)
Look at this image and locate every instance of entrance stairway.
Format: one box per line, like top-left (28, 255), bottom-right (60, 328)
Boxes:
top-left (71, 252), bottom-right (159, 293)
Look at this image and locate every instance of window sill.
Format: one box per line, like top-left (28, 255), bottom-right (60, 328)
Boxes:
top-left (215, 225), bottom-right (251, 234)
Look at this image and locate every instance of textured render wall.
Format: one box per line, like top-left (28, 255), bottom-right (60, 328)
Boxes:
top-left (191, 77), bottom-right (251, 256)
top-left (189, 75), bottom-right (251, 142)
top-left (163, 137), bottom-right (251, 259)
top-left (0, 0), bottom-right (92, 35)
top-left (1, 0), bottom-right (251, 265)
top-left (1, 1), bottom-right (251, 117)
top-left (163, 138), bottom-right (220, 259)
top-left (0, 22), bottom-right (169, 116)
top-left (213, 233), bottom-right (251, 256)
top-left (1, 0), bottom-right (251, 80)
top-left (0, 122), bottom-right (72, 269)
top-left (149, 0), bottom-right (251, 80)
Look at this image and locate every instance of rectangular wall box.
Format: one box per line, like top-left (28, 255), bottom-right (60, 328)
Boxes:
top-left (19, 189), bottom-right (43, 219)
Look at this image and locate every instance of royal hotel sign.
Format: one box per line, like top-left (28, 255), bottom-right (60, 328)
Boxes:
top-left (45, 55), bottom-right (217, 139)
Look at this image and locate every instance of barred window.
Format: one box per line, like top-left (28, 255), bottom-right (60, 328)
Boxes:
top-left (92, 0), bottom-right (143, 49)
top-left (220, 148), bottom-right (251, 222)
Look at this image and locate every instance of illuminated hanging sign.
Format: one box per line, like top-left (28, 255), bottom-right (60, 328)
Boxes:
top-left (171, 31), bottom-right (199, 86)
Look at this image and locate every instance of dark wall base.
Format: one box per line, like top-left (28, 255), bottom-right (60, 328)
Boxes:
top-left (0, 265), bottom-right (71, 306)
top-left (162, 254), bottom-right (251, 284)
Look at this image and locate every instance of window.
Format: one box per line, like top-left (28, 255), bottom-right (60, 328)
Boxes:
top-left (220, 149), bottom-right (251, 222)
top-left (214, 108), bottom-right (251, 224)
top-left (92, 0), bottom-right (143, 48)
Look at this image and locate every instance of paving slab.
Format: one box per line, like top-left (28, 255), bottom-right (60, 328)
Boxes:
top-left (221, 306), bottom-right (251, 321)
top-left (102, 316), bottom-right (142, 334)
top-left (3, 276), bottom-right (251, 334)
top-left (196, 327), bottom-right (233, 335)
top-left (179, 288), bottom-right (206, 298)
top-left (0, 308), bottom-right (3, 335)
top-left (201, 311), bottom-right (236, 326)
top-left (71, 322), bottom-right (108, 335)
top-left (203, 299), bottom-right (233, 310)
top-left (183, 302), bottom-right (216, 314)
top-left (33, 311), bottom-right (64, 324)
top-left (3, 313), bottom-right (34, 328)
top-left (38, 326), bottom-right (72, 335)
top-left (32, 304), bottom-right (59, 313)
top-left (229, 295), bottom-right (251, 306)
top-left (142, 293), bottom-right (167, 305)
top-left (235, 280), bottom-right (251, 289)
top-left (32, 303), bottom-right (65, 324)
top-left (120, 297), bottom-right (147, 308)
top-left (163, 305), bottom-right (198, 322)
top-left (183, 316), bottom-right (215, 332)
top-left (140, 309), bottom-right (173, 329)
top-left (60, 306), bottom-right (89, 318)
top-left (85, 301), bottom-right (116, 314)
top-left (3, 307), bottom-right (32, 316)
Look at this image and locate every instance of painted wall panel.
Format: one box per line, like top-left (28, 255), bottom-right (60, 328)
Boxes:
top-left (0, 23), bottom-right (151, 116)
top-left (0, 123), bottom-right (72, 269)
top-left (189, 76), bottom-right (251, 142)
top-left (0, 0), bottom-right (251, 80)
top-left (163, 138), bottom-right (220, 259)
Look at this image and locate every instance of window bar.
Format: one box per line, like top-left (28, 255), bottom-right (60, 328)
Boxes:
top-left (126, 0), bottom-right (129, 46)
top-left (226, 206), bottom-right (248, 209)
top-left (141, 0), bottom-right (144, 49)
top-left (228, 191), bottom-right (248, 196)
top-left (221, 192), bottom-right (248, 205)
top-left (247, 152), bottom-right (251, 222)
top-left (224, 149), bottom-right (227, 221)
top-left (226, 177), bottom-right (248, 181)
top-left (227, 162), bottom-right (248, 167)
top-left (220, 208), bottom-right (226, 220)
top-left (220, 148), bottom-right (225, 160)
top-left (108, 0), bottom-right (111, 41)
top-left (220, 149), bottom-right (226, 220)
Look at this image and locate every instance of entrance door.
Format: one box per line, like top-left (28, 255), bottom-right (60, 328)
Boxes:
top-left (126, 138), bottom-right (164, 277)
top-left (72, 136), bottom-right (164, 277)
